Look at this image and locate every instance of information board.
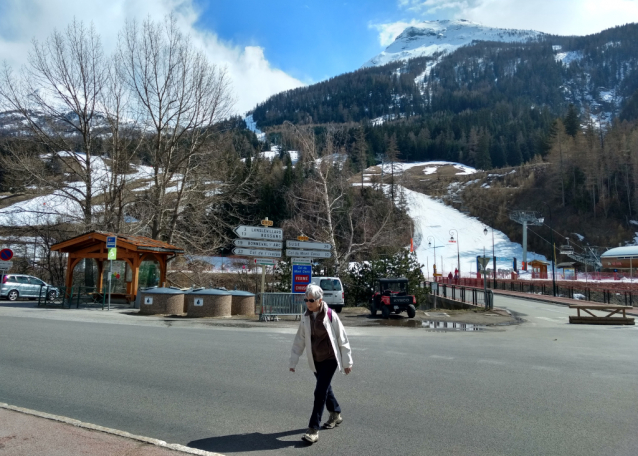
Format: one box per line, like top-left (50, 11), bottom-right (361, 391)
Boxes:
top-left (292, 264), bottom-right (312, 294)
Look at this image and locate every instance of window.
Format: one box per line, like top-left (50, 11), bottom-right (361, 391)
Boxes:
top-left (320, 279), bottom-right (342, 291)
top-left (29, 278), bottom-right (45, 286)
top-left (16, 276), bottom-right (31, 284)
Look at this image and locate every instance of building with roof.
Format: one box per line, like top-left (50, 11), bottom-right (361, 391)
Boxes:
top-left (600, 246), bottom-right (638, 276)
top-left (51, 231), bottom-right (184, 301)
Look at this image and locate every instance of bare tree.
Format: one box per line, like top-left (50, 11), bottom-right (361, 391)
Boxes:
top-left (283, 123), bottom-right (400, 274)
top-left (0, 19), bottom-right (110, 229)
top-left (118, 14), bottom-right (235, 243)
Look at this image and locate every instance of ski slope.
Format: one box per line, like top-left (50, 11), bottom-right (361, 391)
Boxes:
top-left (402, 186), bottom-right (545, 277)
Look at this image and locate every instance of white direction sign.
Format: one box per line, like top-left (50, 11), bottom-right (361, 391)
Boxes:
top-left (286, 240), bottom-right (332, 251)
top-left (286, 249), bottom-right (332, 259)
top-left (234, 239), bottom-right (282, 249)
top-left (0, 260), bottom-right (13, 270)
top-left (254, 258), bottom-right (276, 266)
top-left (233, 248), bottom-right (281, 258)
top-left (291, 258), bottom-right (312, 264)
top-left (234, 225), bottom-right (283, 241)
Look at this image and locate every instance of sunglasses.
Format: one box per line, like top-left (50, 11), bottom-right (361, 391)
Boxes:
top-left (304, 299), bottom-right (317, 303)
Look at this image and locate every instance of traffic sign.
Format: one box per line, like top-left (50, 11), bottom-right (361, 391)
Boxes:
top-left (286, 240), bottom-right (332, 251)
top-left (233, 248), bottom-right (281, 258)
top-left (0, 249), bottom-right (13, 261)
top-left (286, 249), bottom-right (332, 259)
top-left (261, 218), bottom-right (274, 227)
top-left (292, 264), bottom-right (312, 294)
top-left (0, 260), bottom-right (13, 270)
top-left (234, 239), bottom-right (282, 249)
top-left (297, 235), bottom-right (309, 241)
top-left (254, 258), bottom-right (276, 266)
top-left (291, 258), bottom-right (312, 264)
top-left (478, 257), bottom-right (490, 269)
top-left (234, 225), bottom-right (283, 240)
top-left (108, 248), bottom-right (117, 260)
top-left (106, 236), bottom-right (117, 249)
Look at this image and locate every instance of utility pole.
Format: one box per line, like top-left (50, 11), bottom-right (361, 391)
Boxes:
top-left (427, 236), bottom-right (443, 278)
top-left (543, 203), bottom-right (557, 296)
top-left (509, 211), bottom-right (544, 271)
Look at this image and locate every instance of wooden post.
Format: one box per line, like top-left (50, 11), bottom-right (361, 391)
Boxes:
top-left (96, 260), bottom-right (104, 293)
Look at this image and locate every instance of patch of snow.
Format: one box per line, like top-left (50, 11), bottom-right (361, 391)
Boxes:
top-left (244, 114), bottom-right (265, 141)
top-left (630, 220), bottom-right (638, 226)
top-left (555, 51), bottom-right (583, 65)
top-left (573, 233), bottom-right (585, 241)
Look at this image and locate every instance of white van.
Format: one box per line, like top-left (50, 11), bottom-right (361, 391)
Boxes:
top-left (311, 276), bottom-right (344, 313)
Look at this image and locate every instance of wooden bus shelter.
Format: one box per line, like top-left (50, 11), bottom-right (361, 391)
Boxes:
top-left (51, 231), bottom-right (184, 300)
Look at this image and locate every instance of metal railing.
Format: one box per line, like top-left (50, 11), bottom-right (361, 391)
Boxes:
top-left (259, 292), bottom-right (305, 321)
top-left (430, 282), bottom-right (493, 309)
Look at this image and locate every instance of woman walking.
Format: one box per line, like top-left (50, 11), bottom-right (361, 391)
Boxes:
top-left (289, 284), bottom-right (353, 444)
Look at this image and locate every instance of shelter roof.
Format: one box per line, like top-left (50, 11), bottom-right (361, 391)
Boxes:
top-left (556, 262), bottom-right (576, 268)
top-left (529, 259), bottom-right (549, 265)
top-left (601, 246), bottom-right (638, 258)
top-left (51, 231), bottom-right (184, 254)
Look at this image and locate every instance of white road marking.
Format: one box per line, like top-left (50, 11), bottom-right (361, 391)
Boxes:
top-left (430, 355), bottom-right (454, 360)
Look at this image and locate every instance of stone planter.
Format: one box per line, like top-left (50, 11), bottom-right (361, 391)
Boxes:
top-left (187, 289), bottom-right (232, 317)
top-left (229, 290), bottom-right (256, 316)
top-left (138, 287), bottom-right (185, 315)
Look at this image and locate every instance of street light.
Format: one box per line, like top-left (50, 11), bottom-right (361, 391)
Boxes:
top-left (543, 203), bottom-right (557, 297)
top-left (427, 236), bottom-right (443, 278)
top-left (449, 229), bottom-right (460, 279)
top-left (483, 226), bottom-right (496, 288)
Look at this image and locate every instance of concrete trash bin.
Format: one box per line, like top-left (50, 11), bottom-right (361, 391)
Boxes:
top-left (229, 290), bottom-right (256, 316)
top-left (187, 289), bottom-right (232, 317)
top-left (139, 287), bottom-right (185, 315)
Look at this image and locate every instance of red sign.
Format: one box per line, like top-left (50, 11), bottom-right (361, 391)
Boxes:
top-left (0, 249), bottom-right (13, 261)
top-left (294, 274), bottom-right (310, 283)
top-left (294, 284), bottom-right (308, 293)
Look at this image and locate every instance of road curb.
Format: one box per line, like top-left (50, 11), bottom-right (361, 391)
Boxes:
top-left (0, 402), bottom-right (224, 456)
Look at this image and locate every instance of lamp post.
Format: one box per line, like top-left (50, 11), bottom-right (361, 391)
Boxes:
top-left (543, 203), bottom-right (557, 297)
top-left (449, 229), bottom-right (460, 279)
top-left (483, 226), bottom-right (496, 288)
top-left (427, 236), bottom-right (442, 278)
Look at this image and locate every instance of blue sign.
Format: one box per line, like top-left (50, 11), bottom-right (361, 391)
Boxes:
top-left (106, 236), bottom-right (117, 249)
top-left (292, 264), bottom-right (312, 294)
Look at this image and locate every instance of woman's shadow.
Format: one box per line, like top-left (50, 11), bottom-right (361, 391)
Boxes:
top-left (188, 428), bottom-right (311, 453)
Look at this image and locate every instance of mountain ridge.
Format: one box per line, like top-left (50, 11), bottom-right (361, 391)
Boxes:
top-left (363, 19), bottom-right (544, 68)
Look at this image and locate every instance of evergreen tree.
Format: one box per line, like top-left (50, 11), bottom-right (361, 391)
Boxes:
top-left (564, 104), bottom-right (580, 137)
top-left (476, 133), bottom-right (492, 170)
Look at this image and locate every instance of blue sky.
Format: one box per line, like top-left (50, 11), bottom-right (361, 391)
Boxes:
top-left (0, 0), bottom-right (637, 113)
top-left (194, 0), bottom-right (406, 83)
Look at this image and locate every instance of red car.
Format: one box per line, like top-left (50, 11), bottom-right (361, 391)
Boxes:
top-left (370, 277), bottom-right (417, 319)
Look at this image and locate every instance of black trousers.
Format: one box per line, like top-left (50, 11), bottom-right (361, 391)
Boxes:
top-left (308, 358), bottom-right (341, 430)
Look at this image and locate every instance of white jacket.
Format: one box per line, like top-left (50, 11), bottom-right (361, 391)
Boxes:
top-left (289, 305), bottom-right (353, 373)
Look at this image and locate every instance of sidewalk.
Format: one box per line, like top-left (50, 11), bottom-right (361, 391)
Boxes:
top-left (492, 288), bottom-right (638, 316)
top-left (0, 404), bottom-right (222, 456)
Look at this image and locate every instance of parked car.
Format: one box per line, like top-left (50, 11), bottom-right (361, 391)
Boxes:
top-left (1, 274), bottom-right (59, 301)
top-left (310, 276), bottom-right (345, 313)
top-left (370, 277), bottom-right (417, 319)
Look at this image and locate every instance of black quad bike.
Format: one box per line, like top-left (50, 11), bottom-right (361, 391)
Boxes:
top-left (370, 277), bottom-right (417, 319)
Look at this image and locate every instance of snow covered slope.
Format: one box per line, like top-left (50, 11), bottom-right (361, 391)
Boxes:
top-left (363, 19), bottom-right (543, 68)
top-left (403, 186), bottom-right (545, 277)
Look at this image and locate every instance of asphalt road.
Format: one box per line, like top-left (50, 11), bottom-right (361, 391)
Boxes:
top-left (0, 297), bottom-right (636, 456)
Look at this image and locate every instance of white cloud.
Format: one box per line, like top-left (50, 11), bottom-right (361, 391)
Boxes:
top-left (370, 19), bottom-right (424, 46)
top-left (0, 0), bottom-right (304, 114)
top-left (393, 0), bottom-right (638, 36)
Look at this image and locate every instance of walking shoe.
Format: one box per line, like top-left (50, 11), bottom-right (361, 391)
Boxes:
top-left (302, 427), bottom-right (319, 443)
top-left (323, 412), bottom-right (343, 429)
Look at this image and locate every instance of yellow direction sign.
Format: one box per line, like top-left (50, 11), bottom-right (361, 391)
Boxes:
top-left (297, 235), bottom-right (309, 241)
top-left (261, 218), bottom-right (273, 227)
top-left (108, 248), bottom-right (117, 260)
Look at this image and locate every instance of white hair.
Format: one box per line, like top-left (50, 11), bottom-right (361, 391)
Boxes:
top-left (305, 284), bottom-right (323, 300)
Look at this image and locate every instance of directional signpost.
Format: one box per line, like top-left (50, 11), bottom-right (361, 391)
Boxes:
top-left (233, 219), bottom-right (283, 316)
top-left (232, 248), bottom-right (281, 258)
top-left (286, 249), bottom-right (332, 259)
top-left (478, 256), bottom-right (490, 308)
top-left (234, 225), bottom-right (283, 241)
top-left (234, 239), bottom-right (282, 249)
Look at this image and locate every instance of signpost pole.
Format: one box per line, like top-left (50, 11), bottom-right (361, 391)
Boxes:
top-left (108, 259), bottom-right (112, 311)
top-left (261, 265), bottom-right (266, 314)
